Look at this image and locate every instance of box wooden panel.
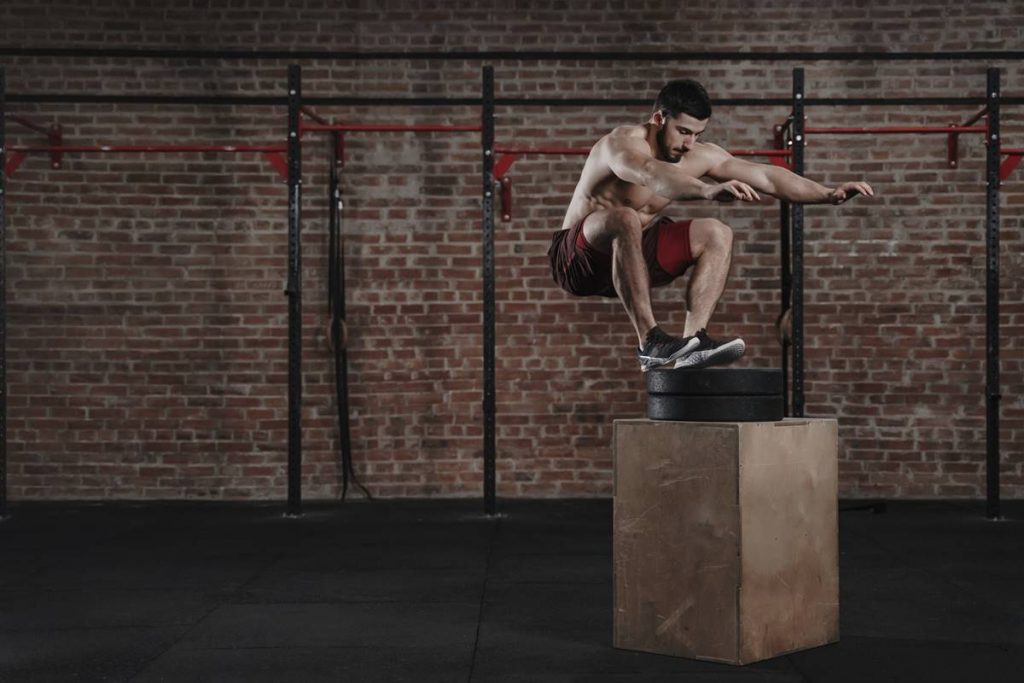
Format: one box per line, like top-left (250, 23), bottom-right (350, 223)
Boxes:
top-left (613, 418), bottom-right (839, 665)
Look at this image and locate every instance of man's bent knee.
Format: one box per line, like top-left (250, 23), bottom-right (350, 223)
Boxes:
top-left (690, 217), bottom-right (733, 258)
top-left (607, 206), bottom-right (642, 229)
top-left (584, 207), bottom-right (642, 253)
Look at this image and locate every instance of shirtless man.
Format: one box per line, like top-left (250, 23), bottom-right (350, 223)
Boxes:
top-left (548, 79), bottom-right (873, 372)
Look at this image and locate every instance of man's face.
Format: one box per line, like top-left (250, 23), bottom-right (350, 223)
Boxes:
top-left (655, 111), bottom-right (709, 162)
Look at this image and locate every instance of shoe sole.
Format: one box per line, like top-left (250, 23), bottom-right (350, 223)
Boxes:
top-left (672, 339), bottom-right (746, 370)
top-left (638, 336), bottom-right (701, 372)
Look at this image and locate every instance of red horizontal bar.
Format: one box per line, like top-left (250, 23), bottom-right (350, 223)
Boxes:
top-left (494, 145), bottom-right (791, 157)
top-left (10, 144), bottom-right (287, 153)
top-left (1003, 148), bottom-right (1024, 154)
top-left (805, 125), bottom-right (987, 135)
top-left (731, 149), bottom-right (792, 157)
top-left (302, 123), bottom-right (481, 133)
top-left (495, 145), bottom-right (588, 155)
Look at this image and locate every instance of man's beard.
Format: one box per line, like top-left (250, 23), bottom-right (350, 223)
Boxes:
top-left (656, 127), bottom-right (681, 163)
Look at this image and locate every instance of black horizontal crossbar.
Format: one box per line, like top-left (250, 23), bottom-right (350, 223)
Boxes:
top-left (3, 47), bottom-right (1024, 61)
top-left (8, 94), bottom-right (1020, 107)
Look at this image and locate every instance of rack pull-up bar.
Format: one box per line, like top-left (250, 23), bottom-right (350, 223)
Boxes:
top-left (802, 124), bottom-right (989, 169)
top-left (301, 122), bottom-right (481, 134)
top-left (9, 144), bottom-right (287, 152)
top-left (805, 125), bottom-right (987, 134)
top-left (492, 145), bottom-right (792, 158)
top-left (4, 143), bottom-right (290, 179)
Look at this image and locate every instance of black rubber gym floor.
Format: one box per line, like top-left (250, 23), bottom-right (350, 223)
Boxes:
top-left (1, 498), bottom-right (1022, 682)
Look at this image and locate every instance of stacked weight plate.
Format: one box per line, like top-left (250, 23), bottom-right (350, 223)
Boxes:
top-left (645, 368), bottom-right (784, 422)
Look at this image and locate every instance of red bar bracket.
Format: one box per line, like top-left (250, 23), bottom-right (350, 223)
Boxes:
top-left (49, 124), bottom-right (63, 169)
top-left (303, 122), bottom-right (481, 134)
top-left (947, 123), bottom-right (960, 169)
top-left (999, 151), bottom-right (1023, 181)
top-left (500, 177), bottom-right (512, 221)
top-left (494, 154), bottom-right (522, 222)
top-left (805, 125), bottom-right (987, 135)
top-left (494, 153), bottom-right (520, 181)
top-left (4, 150), bottom-right (27, 178)
top-left (262, 152), bottom-right (288, 181)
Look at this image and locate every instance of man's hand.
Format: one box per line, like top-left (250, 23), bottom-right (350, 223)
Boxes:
top-left (828, 181), bottom-right (874, 204)
top-left (703, 179), bottom-right (761, 203)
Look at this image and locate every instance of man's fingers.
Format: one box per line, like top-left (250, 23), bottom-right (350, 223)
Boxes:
top-left (846, 181), bottom-right (874, 199)
top-left (713, 182), bottom-right (761, 202)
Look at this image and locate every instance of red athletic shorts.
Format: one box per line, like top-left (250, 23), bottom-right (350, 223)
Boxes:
top-left (547, 215), bottom-right (696, 298)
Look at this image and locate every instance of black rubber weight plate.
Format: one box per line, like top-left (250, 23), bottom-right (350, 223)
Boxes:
top-left (648, 394), bottom-right (784, 422)
top-left (646, 368), bottom-right (783, 396)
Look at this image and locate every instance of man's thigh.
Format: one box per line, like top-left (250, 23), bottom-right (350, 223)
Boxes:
top-left (548, 214), bottom-right (617, 297)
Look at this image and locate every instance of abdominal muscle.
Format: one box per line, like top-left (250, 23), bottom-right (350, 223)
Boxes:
top-left (559, 183), bottom-right (671, 232)
top-left (559, 143), bottom-right (674, 232)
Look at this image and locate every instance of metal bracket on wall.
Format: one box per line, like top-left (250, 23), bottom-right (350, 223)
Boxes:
top-left (999, 149), bottom-right (1024, 180)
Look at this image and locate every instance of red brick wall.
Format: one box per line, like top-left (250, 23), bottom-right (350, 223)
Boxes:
top-left (1, 0), bottom-right (1022, 500)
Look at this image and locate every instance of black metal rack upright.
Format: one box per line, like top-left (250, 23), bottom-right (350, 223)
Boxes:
top-left (985, 68), bottom-right (1001, 520)
top-left (0, 67), bottom-right (7, 519)
top-left (286, 65), bottom-right (303, 517)
top-left (482, 66), bottom-right (497, 516)
top-left (791, 69), bottom-right (806, 419)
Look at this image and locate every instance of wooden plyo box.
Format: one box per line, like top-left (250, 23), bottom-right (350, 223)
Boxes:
top-left (613, 418), bottom-right (839, 665)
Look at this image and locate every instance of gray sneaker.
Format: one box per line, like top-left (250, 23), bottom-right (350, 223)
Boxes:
top-left (637, 327), bottom-right (701, 372)
top-left (672, 328), bottom-right (746, 369)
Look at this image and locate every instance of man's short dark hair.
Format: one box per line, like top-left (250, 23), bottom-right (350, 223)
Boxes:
top-left (654, 79), bottom-right (712, 120)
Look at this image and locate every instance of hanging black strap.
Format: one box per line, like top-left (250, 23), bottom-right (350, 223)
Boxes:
top-left (328, 131), bottom-right (371, 502)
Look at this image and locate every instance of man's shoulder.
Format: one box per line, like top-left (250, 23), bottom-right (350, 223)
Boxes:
top-left (693, 141), bottom-right (730, 162)
top-left (596, 124), bottom-right (651, 157)
top-left (697, 141), bottom-right (728, 155)
top-left (604, 123), bottom-right (648, 143)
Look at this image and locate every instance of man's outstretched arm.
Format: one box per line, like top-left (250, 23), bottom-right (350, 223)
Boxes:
top-left (605, 135), bottom-right (761, 202)
top-left (707, 148), bottom-right (874, 205)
